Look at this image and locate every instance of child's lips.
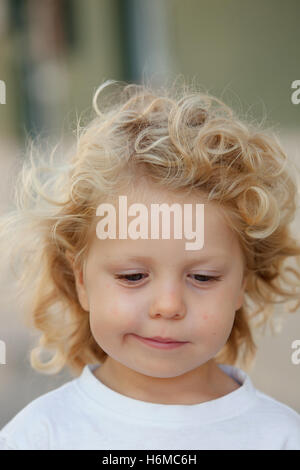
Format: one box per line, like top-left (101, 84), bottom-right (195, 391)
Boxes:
top-left (131, 334), bottom-right (189, 350)
top-left (145, 336), bottom-right (184, 343)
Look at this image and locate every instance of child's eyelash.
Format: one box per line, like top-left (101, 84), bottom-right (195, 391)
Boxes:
top-left (115, 273), bottom-right (146, 282)
top-left (192, 274), bottom-right (222, 283)
top-left (114, 273), bottom-right (221, 283)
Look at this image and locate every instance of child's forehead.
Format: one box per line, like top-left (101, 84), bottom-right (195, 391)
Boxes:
top-left (87, 232), bottom-right (241, 275)
top-left (108, 182), bottom-right (229, 227)
top-left (89, 185), bottom-right (240, 259)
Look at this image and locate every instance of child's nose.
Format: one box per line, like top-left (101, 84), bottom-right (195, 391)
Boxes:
top-left (148, 286), bottom-right (187, 319)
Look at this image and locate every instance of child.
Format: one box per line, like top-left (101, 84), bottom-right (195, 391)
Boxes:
top-left (0, 78), bottom-right (300, 450)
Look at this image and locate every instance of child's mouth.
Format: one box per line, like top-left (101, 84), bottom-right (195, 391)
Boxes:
top-left (131, 334), bottom-right (189, 350)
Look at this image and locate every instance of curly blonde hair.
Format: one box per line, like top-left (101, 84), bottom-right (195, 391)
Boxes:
top-left (2, 78), bottom-right (300, 376)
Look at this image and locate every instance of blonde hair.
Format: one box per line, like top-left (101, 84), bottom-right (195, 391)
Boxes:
top-left (1, 78), bottom-right (300, 375)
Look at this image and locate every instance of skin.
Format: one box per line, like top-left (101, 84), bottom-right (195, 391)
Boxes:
top-left (71, 180), bottom-right (247, 405)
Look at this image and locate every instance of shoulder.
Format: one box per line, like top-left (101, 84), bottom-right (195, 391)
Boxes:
top-left (249, 389), bottom-right (300, 449)
top-left (224, 364), bottom-right (300, 426)
top-left (0, 377), bottom-right (79, 450)
top-left (254, 389), bottom-right (300, 423)
top-left (221, 364), bottom-right (300, 449)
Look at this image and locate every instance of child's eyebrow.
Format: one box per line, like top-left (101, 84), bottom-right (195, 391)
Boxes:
top-left (104, 253), bottom-right (230, 268)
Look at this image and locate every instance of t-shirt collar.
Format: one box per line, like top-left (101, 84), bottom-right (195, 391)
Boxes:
top-left (74, 362), bottom-right (257, 424)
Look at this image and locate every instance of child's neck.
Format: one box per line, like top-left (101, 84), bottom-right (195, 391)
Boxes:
top-left (93, 358), bottom-right (240, 405)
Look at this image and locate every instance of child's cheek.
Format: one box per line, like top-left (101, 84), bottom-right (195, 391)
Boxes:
top-left (199, 307), bottom-right (235, 339)
top-left (104, 294), bottom-right (142, 330)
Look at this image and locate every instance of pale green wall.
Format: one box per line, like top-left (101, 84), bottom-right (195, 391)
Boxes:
top-left (168, 0), bottom-right (300, 130)
top-left (0, 0), bottom-right (299, 141)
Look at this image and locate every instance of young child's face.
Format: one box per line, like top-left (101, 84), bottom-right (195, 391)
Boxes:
top-left (74, 180), bottom-right (246, 379)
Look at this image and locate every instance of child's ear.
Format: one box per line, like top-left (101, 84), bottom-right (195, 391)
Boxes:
top-left (66, 251), bottom-right (90, 312)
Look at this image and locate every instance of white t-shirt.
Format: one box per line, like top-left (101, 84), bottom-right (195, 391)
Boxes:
top-left (0, 363), bottom-right (299, 450)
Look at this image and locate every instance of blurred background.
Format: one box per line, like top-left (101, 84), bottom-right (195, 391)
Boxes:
top-left (0, 0), bottom-right (299, 428)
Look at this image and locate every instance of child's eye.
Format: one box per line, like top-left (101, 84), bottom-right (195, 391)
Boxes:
top-left (189, 274), bottom-right (221, 283)
top-left (114, 273), bottom-right (221, 285)
top-left (115, 273), bottom-right (147, 283)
